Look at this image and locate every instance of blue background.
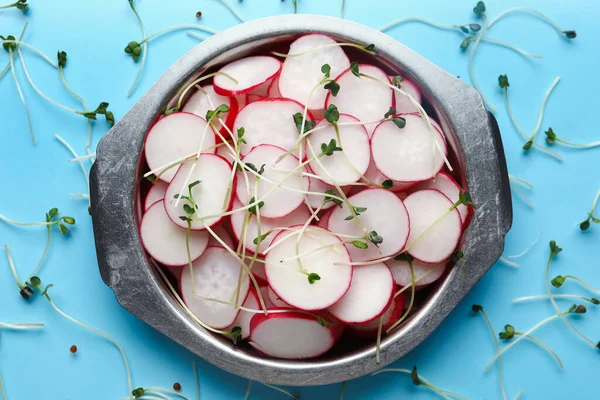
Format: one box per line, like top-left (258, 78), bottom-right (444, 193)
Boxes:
top-left (1, 0), bottom-right (599, 399)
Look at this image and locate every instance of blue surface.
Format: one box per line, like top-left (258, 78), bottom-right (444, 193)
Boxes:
top-left (1, 0), bottom-right (599, 399)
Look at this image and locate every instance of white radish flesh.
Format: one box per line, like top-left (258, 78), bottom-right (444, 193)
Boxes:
top-left (228, 287), bottom-right (259, 340)
top-left (207, 224), bottom-right (235, 249)
top-left (325, 65), bottom-right (392, 137)
top-left (144, 180), bottom-right (169, 210)
top-left (265, 226), bottom-right (353, 311)
top-left (327, 263), bottom-right (394, 324)
top-left (233, 98), bottom-right (310, 155)
top-left (306, 114), bottom-right (371, 185)
top-left (413, 172), bottom-right (468, 224)
top-left (364, 161), bottom-right (416, 193)
top-left (180, 246), bottom-right (250, 329)
top-left (327, 188), bottom-right (410, 262)
top-left (403, 189), bottom-right (462, 263)
top-left (141, 200), bottom-right (209, 267)
top-left (317, 209), bottom-right (332, 228)
top-left (305, 176), bottom-right (351, 211)
top-left (182, 85), bottom-right (237, 137)
top-left (351, 293), bottom-right (405, 336)
top-left (249, 310), bottom-right (337, 359)
top-left (213, 56), bottom-right (282, 96)
top-left (371, 113), bottom-right (447, 183)
top-left (236, 145), bottom-right (309, 218)
top-left (278, 34), bottom-right (350, 110)
top-left (386, 257), bottom-right (446, 288)
top-left (164, 154), bottom-right (234, 230)
top-left (391, 77), bottom-right (421, 114)
top-left (268, 286), bottom-right (292, 308)
top-left (145, 113), bottom-right (216, 182)
top-left (230, 199), bottom-right (311, 255)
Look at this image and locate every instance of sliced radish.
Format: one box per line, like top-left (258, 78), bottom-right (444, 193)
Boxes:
top-left (216, 143), bottom-right (236, 164)
top-left (412, 172), bottom-right (469, 224)
top-left (259, 285), bottom-right (275, 308)
top-left (164, 154), bottom-right (234, 230)
top-left (233, 98), bottom-right (310, 156)
top-left (214, 56), bottom-right (282, 96)
top-left (265, 226), bottom-right (352, 311)
top-left (403, 189), bottom-right (461, 263)
top-left (371, 113), bottom-right (447, 183)
top-left (141, 200), bottom-right (209, 267)
top-left (351, 293), bottom-right (405, 337)
top-left (386, 257), bottom-right (446, 289)
top-left (327, 263), bottom-right (394, 324)
top-left (278, 34), bottom-right (350, 110)
top-left (144, 180), bottom-right (169, 210)
top-left (180, 246), bottom-right (250, 329)
top-left (327, 188), bottom-right (410, 262)
top-left (317, 209), bottom-right (332, 228)
top-left (251, 262), bottom-right (267, 284)
top-left (235, 94), bottom-right (248, 110)
top-left (249, 309), bottom-right (339, 359)
top-left (268, 286), bottom-right (292, 308)
top-left (145, 113), bottom-right (216, 182)
top-left (182, 85), bottom-right (238, 138)
top-left (325, 65), bottom-right (392, 137)
top-left (207, 224), bottom-right (235, 249)
top-left (236, 145), bottom-right (309, 218)
top-left (230, 199), bottom-right (310, 255)
top-left (267, 76), bottom-right (281, 98)
top-left (306, 114), bottom-right (370, 185)
top-left (247, 94), bottom-right (266, 103)
top-left (391, 77), bottom-right (421, 114)
top-left (305, 177), bottom-right (351, 211)
top-left (227, 287), bottom-right (259, 340)
top-left (248, 77), bottom-right (273, 97)
top-left (364, 161), bottom-right (416, 193)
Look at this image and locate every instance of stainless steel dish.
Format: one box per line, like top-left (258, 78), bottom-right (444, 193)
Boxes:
top-left (90, 14), bottom-right (512, 386)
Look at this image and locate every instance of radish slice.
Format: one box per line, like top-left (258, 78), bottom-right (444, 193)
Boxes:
top-left (268, 286), bottom-right (292, 308)
top-left (267, 76), bottom-right (281, 98)
top-left (391, 77), bottom-right (421, 114)
top-left (364, 161), bottom-right (416, 193)
top-left (265, 226), bottom-right (352, 311)
top-left (278, 34), bottom-right (350, 110)
top-left (230, 199), bottom-right (310, 255)
top-left (327, 263), bottom-right (394, 324)
top-left (351, 293), bottom-right (405, 337)
top-left (236, 145), bottom-right (309, 218)
top-left (216, 143), bottom-right (236, 164)
top-left (403, 189), bottom-right (461, 263)
top-left (145, 113), bottom-right (216, 182)
top-left (259, 285), bottom-right (275, 308)
top-left (182, 85), bottom-right (238, 138)
top-left (327, 188), bottom-right (410, 262)
top-left (207, 224), bottom-right (235, 249)
top-left (371, 114), bottom-right (447, 183)
top-left (247, 94), bottom-right (266, 103)
top-left (386, 257), bottom-right (446, 288)
top-left (213, 56), bottom-right (282, 96)
top-left (180, 246), bottom-right (250, 329)
top-left (325, 65), bottom-right (392, 137)
top-left (141, 201), bottom-right (209, 267)
top-left (227, 287), bottom-right (259, 340)
top-left (305, 177), bottom-right (351, 211)
top-left (164, 154), bottom-right (234, 230)
top-left (317, 209), bottom-right (332, 228)
top-left (251, 262), bottom-right (267, 284)
top-left (248, 78), bottom-right (273, 97)
top-left (249, 309), bottom-right (338, 359)
top-left (412, 172), bottom-right (468, 224)
top-left (233, 98), bottom-right (310, 156)
top-left (144, 180), bottom-right (169, 210)
top-left (235, 94), bottom-right (248, 110)
top-left (306, 114), bottom-right (370, 185)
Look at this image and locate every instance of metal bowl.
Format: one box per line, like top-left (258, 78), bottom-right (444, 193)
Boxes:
top-left (90, 14), bottom-right (512, 386)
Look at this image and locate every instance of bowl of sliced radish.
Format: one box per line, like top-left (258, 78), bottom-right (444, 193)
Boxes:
top-left (90, 14), bottom-right (512, 386)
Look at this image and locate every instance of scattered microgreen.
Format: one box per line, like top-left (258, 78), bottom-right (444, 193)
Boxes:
top-left (124, 41), bottom-right (143, 61)
top-left (499, 324), bottom-right (515, 340)
top-left (473, 1), bottom-right (486, 16)
top-left (320, 139), bottom-right (343, 156)
top-left (132, 387), bottom-right (145, 398)
top-left (498, 74), bottom-right (510, 89)
top-left (564, 30), bottom-right (577, 39)
top-left (551, 275), bottom-right (566, 288)
top-left (349, 62), bottom-right (360, 77)
top-left (381, 179), bottom-right (393, 189)
top-left (253, 232), bottom-right (271, 245)
top-left (323, 189), bottom-right (343, 207)
top-left (293, 112), bottom-right (316, 134)
top-left (231, 326), bottom-right (242, 344)
top-left (321, 63), bottom-right (331, 79)
top-left (0, 0), bottom-right (27, 12)
top-left (498, 323), bottom-right (564, 368)
top-left (368, 231), bottom-right (383, 247)
top-left (344, 206), bottom-right (367, 220)
top-left (0, 35), bottom-right (17, 51)
top-left (307, 272), bottom-right (321, 284)
top-left (391, 116), bottom-right (406, 129)
top-left (237, 127), bottom-right (247, 144)
top-left (352, 240), bottom-right (368, 249)
top-left (323, 80), bottom-right (340, 97)
top-left (410, 365), bottom-right (421, 386)
top-left (206, 104), bottom-right (230, 121)
top-left (248, 197), bottom-right (265, 215)
top-left (323, 104), bottom-right (340, 124)
top-left (81, 102), bottom-right (115, 126)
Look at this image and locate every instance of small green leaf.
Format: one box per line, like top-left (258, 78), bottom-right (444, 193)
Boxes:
top-left (132, 387), bottom-right (145, 398)
top-left (392, 76), bottom-right (404, 86)
top-left (384, 107), bottom-right (396, 119)
top-left (321, 63), bottom-right (331, 78)
top-left (237, 127), bottom-right (245, 140)
top-left (392, 117), bottom-right (406, 129)
top-left (59, 224), bottom-right (70, 235)
top-left (564, 30), bottom-right (577, 39)
top-left (592, 215), bottom-right (600, 224)
top-left (473, 1), bottom-right (486, 16)
top-left (248, 197), bottom-right (265, 215)
top-left (48, 208), bottom-right (59, 219)
top-left (206, 104), bottom-right (230, 121)
top-left (188, 180), bottom-right (201, 190)
top-left (469, 23), bottom-right (481, 32)
top-left (1, 35), bottom-right (17, 52)
top-left (381, 179), bottom-right (393, 189)
top-left (323, 104), bottom-right (340, 124)
top-left (498, 74), bottom-right (510, 89)
top-left (41, 283), bottom-right (54, 297)
top-left (253, 232), bottom-right (270, 245)
top-left (549, 240), bottom-right (563, 256)
top-left (324, 189), bottom-right (343, 207)
top-left (568, 304), bottom-right (577, 313)
top-left (307, 272), bottom-right (321, 284)
top-left (545, 127), bottom-right (557, 144)
top-left (323, 80), bottom-right (340, 97)
top-left (29, 276), bottom-right (42, 290)
top-left (163, 108), bottom-right (177, 116)
top-left (105, 111), bottom-right (115, 127)
top-left (471, 304), bottom-right (483, 313)
top-left (591, 298), bottom-right (600, 305)
top-left (551, 275), bottom-right (566, 288)
top-left (320, 139), bottom-right (342, 157)
top-left (368, 231), bottom-right (383, 246)
top-left (460, 26), bottom-right (469, 34)
top-left (94, 102), bottom-right (109, 115)
top-left (354, 207), bottom-right (367, 214)
top-left (363, 44), bottom-right (376, 53)
top-left (183, 204), bottom-right (195, 216)
top-left (410, 366), bottom-right (421, 386)
top-left (349, 62), bottom-right (360, 77)
top-left (460, 37), bottom-right (472, 50)
top-left (57, 51), bottom-right (67, 68)
top-left (62, 216), bottom-right (76, 225)
top-left (458, 191), bottom-right (475, 207)
top-left (499, 324), bottom-right (515, 340)
top-left (450, 250), bottom-right (464, 262)
top-left (522, 140), bottom-right (533, 151)
top-left (394, 253), bottom-right (414, 262)
top-left (352, 240), bottom-right (368, 249)
top-left (293, 113), bottom-right (316, 135)
top-left (231, 326), bottom-right (242, 345)
top-left (580, 219), bottom-right (591, 231)
top-left (317, 316), bottom-right (332, 327)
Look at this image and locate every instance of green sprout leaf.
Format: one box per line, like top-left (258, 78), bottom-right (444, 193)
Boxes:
top-left (125, 41), bottom-right (143, 61)
top-left (237, 127), bottom-right (247, 144)
top-left (460, 37), bottom-right (473, 50)
top-left (132, 387), bottom-right (145, 398)
top-left (551, 275), bottom-right (566, 288)
top-left (363, 44), bottom-right (376, 53)
top-left (498, 74), bottom-right (510, 89)
top-left (391, 117), bottom-right (406, 129)
top-left (394, 253), bottom-right (414, 262)
top-left (344, 206), bottom-right (367, 220)
top-left (471, 304), bottom-right (483, 313)
top-left (545, 127), bottom-right (557, 144)
top-left (293, 112), bottom-right (316, 135)
top-left (41, 283), bottom-right (54, 297)
top-left (392, 76), bottom-right (404, 87)
top-left (59, 224), bottom-right (70, 235)
top-left (549, 240), bottom-right (563, 256)
top-left (307, 272), bottom-right (321, 284)
top-left (522, 140), bottom-right (533, 151)
top-left (231, 326), bottom-right (242, 345)
top-left (349, 62), bottom-right (360, 77)
top-left (410, 366), bottom-right (421, 386)
top-left (105, 111), bottom-right (115, 127)
top-left (591, 298), bottom-right (600, 305)
top-left (460, 26), bottom-right (469, 34)
top-left (28, 276), bottom-right (42, 290)
top-left (564, 30), bottom-right (577, 39)
top-left (381, 179), bottom-right (393, 189)
top-left (384, 107), bottom-right (396, 119)
top-left (321, 63), bottom-right (331, 79)
top-left (253, 232), bottom-right (270, 245)
top-left (458, 191), bottom-right (475, 208)
top-left (317, 316), bottom-right (332, 327)
top-left (368, 231), bottom-right (383, 246)
top-left (62, 216), bottom-right (76, 225)
top-left (57, 51), bottom-right (67, 68)
top-left (323, 104), bottom-right (340, 124)
top-left (1, 35), bottom-right (17, 52)
top-left (48, 208), bottom-right (59, 220)
top-left (320, 138), bottom-right (342, 157)
top-left (248, 197), bottom-right (265, 215)
top-left (473, 1), bottom-right (486, 16)
top-left (352, 240), bottom-right (368, 249)
top-left (450, 250), bottom-right (464, 262)
top-left (323, 80), bottom-right (340, 97)
top-left (324, 189), bottom-right (343, 207)
top-left (206, 104), bottom-right (230, 121)
top-left (499, 324), bottom-right (515, 340)
top-left (470, 23), bottom-right (481, 32)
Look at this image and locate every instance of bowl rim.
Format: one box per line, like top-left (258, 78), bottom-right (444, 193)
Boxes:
top-left (90, 14), bottom-right (512, 386)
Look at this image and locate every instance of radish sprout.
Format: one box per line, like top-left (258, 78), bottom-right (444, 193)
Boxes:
top-left (186, 31), bottom-right (210, 41)
top-left (340, 0), bottom-right (345, 19)
top-left (1, 39), bottom-right (58, 67)
top-left (513, 389), bottom-right (525, 400)
top-left (259, 383), bottom-right (298, 400)
top-left (488, 7), bottom-right (577, 39)
top-left (508, 173), bottom-right (534, 207)
top-left (387, 254), bottom-right (416, 333)
top-left (0, 22), bottom-right (27, 79)
top-left (127, 0), bottom-right (148, 96)
top-left (215, 0), bottom-right (246, 23)
top-left (55, 134), bottom-right (91, 206)
top-left (193, 360), bottom-right (199, 400)
top-left (372, 367), bottom-right (467, 400)
top-left (8, 47), bottom-right (34, 142)
top-left (0, 0), bottom-right (28, 12)
top-left (469, 2), bottom-right (496, 113)
top-left (499, 257), bottom-right (520, 268)
top-left (461, 35), bottom-right (542, 59)
top-left (578, 189), bottom-right (600, 230)
top-left (522, 76), bottom-right (560, 151)
top-left (379, 17), bottom-right (480, 34)
top-left (545, 127), bottom-right (600, 150)
top-left (243, 380), bottom-right (252, 400)
top-left (552, 274), bottom-right (600, 295)
top-left (513, 294), bottom-right (600, 305)
top-left (0, 321), bottom-right (43, 329)
top-left (498, 324), bottom-right (563, 369)
top-left (70, 153), bottom-right (96, 162)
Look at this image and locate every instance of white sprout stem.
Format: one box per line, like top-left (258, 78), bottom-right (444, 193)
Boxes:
top-left (259, 383), bottom-right (298, 400)
top-left (379, 17), bottom-right (463, 32)
top-left (515, 333), bottom-right (563, 369)
top-left (499, 256), bottom-right (520, 268)
top-left (510, 182), bottom-right (535, 208)
top-left (243, 380), bottom-right (252, 400)
top-left (513, 389), bottom-right (525, 400)
top-left (54, 134), bottom-right (90, 188)
top-left (340, 0), bottom-right (345, 19)
top-left (59, 67), bottom-right (86, 105)
top-left (513, 294), bottom-right (595, 303)
top-left (469, 14), bottom-right (496, 113)
top-left (0, 214), bottom-right (54, 227)
top-left (529, 76), bottom-right (560, 141)
top-left (216, 0), bottom-right (246, 22)
top-left (139, 392), bottom-right (169, 400)
top-left (508, 174), bottom-right (534, 189)
top-left (69, 193), bottom-right (90, 199)
top-left (71, 152), bottom-right (96, 162)
top-left (26, 225), bottom-right (51, 280)
top-left (0, 322), bottom-right (44, 329)
top-left (193, 360), bottom-right (200, 400)
top-left (176, 72), bottom-right (238, 112)
top-left (0, 375), bottom-right (5, 400)
top-left (471, 35), bottom-right (543, 59)
top-left (503, 88), bottom-right (563, 160)
top-left (371, 369), bottom-right (466, 400)
top-left (588, 189), bottom-right (600, 216)
top-left (488, 7), bottom-right (567, 34)
top-left (479, 309), bottom-right (508, 400)
top-left (0, 22), bottom-right (28, 79)
top-left (187, 31), bottom-right (210, 40)
top-left (9, 48), bottom-right (35, 142)
top-left (4, 244), bottom-right (23, 288)
top-left (2, 40), bottom-right (58, 67)
top-left (146, 388), bottom-right (191, 399)
top-left (271, 43), bottom-right (374, 58)
top-left (127, 1), bottom-right (148, 97)
top-left (139, 24), bottom-right (218, 46)
top-left (394, 262), bottom-right (444, 298)
top-left (46, 297), bottom-right (133, 400)
top-left (375, 316), bottom-right (384, 364)
top-left (564, 275), bottom-right (600, 295)
top-left (387, 262), bottom-right (415, 333)
top-left (507, 231), bottom-right (540, 258)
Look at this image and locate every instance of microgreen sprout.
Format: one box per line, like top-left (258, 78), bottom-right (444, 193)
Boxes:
top-left (368, 231), bottom-right (384, 246)
top-left (473, 1), bottom-right (485, 16)
top-left (216, 0), bottom-right (246, 23)
top-left (324, 189), bottom-right (343, 207)
top-left (381, 180), bottom-right (393, 189)
top-left (126, 0), bottom-right (148, 96)
top-left (488, 7), bottom-right (577, 40)
top-left (499, 324), bottom-right (563, 368)
top-left (468, 2), bottom-right (497, 112)
top-left (0, 0), bottom-right (28, 12)
top-left (372, 367), bottom-right (468, 400)
top-left (323, 104), bottom-right (340, 124)
top-left (508, 174), bottom-right (535, 207)
top-left (320, 139), bottom-right (343, 156)
top-left (544, 126), bottom-right (600, 149)
top-left (307, 272), bottom-right (321, 284)
top-left (293, 112), bottom-right (316, 134)
top-left (578, 189), bottom-right (600, 230)
top-left (247, 197), bottom-right (265, 215)
top-left (231, 326), bottom-right (242, 344)
top-left (352, 240), bottom-right (368, 249)
top-left (5, 44), bottom-right (34, 141)
top-left (344, 206), bottom-right (367, 221)
top-left (349, 62), bottom-right (360, 77)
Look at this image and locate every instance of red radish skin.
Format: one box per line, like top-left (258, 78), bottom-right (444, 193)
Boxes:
top-left (325, 65), bottom-right (393, 137)
top-left (386, 257), bottom-right (447, 289)
top-left (250, 262), bottom-right (267, 285)
top-left (248, 77), bottom-right (273, 97)
top-left (247, 94), bottom-right (266, 103)
top-left (182, 85), bottom-right (238, 139)
top-left (306, 114), bottom-right (371, 185)
top-left (164, 154), bottom-right (234, 230)
top-left (235, 94), bottom-right (248, 110)
top-left (236, 145), bottom-right (309, 219)
top-left (265, 226), bottom-right (353, 311)
top-left (233, 98), bottom-right (313, 156)
top-left (141, 201), bottom-right (209, 267)
top-left (207, 224), bottom-right (235, 249)
top-left (390, 76), bottom-right (422, 114)
top-left (363, 161), bottom-right (417, 193)
top-left (180, 246), bottom-right (250, 329)
top-left (327, 263), bottom-right (394, 324)
top-left (305, 176), bottom-right (351, 211)
top-left (144, 113), bottom-right (216, 183)
top-left (144, 180), bottom-right (169, 211)
top-left (230, 199), bottom-right (311, 255)
top-left (371, 113), bottom-right (447, 183)
top-left (278, 34), bottom-right (350, 110)
top-left (268, 286), bottom-right (292, 308)
top-left (403, 189), bottom-right (462, 263)
top-left (351, 293), bottom-right (406, 337)
top-left (412, 172), bottom-right (470, 224)
top-left (214, 56), bottom-right (282, 96)
top-left (227, 287), bottom-right (260, 340)
top-left (327, 188), bottom-right (411, 262)
top-left (249, 308), bottom-right (340, 359)
top-left (267, 76), bottom-right (281, 98)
